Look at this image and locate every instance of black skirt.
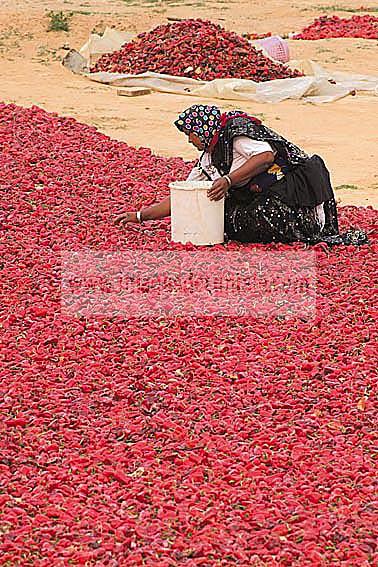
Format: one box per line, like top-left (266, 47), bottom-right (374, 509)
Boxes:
top-left (224, 157), bottom-right (368, 245)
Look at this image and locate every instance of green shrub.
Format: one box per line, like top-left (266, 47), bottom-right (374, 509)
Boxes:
top-left (47, 11), bottom-right (72, 32)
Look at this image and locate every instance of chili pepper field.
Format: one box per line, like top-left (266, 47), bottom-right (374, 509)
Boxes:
top-left (0, 1), bottom-right (378, 566)
top-left (1, 102), bottom-right (377, 565)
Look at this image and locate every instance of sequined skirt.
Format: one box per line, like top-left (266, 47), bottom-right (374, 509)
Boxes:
top-left (224, 191), bottom-right (367, 246)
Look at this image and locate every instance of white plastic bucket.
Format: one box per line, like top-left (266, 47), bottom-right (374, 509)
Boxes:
top-left (169, 181), bottom-right (224, 246)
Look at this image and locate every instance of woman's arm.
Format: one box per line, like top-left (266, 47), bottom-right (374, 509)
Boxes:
top-left (208, 151), bottom-right (275, 201)
top-left (115, 159), bottom-right (214, 225)
top-left (115, 196), bottom-right (171, 225)
top-left (141, 196), bottom-right (171, 220)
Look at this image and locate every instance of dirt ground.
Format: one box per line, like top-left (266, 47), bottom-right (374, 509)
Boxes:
top-left (1, 0), bottom-right (377, 206)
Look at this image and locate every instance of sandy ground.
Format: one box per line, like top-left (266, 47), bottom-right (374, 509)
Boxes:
top-left (1, 0), bottom-right (377, 206)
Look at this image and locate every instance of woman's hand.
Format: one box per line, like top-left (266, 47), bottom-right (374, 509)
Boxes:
top-left (114, 211), bottom-right (138, 225)
top-left (207, 178), bottom-right (229, 201)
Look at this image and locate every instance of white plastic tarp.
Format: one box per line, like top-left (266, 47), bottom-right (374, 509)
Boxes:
top-left (76, 28), bottom-right (378, 104)
top-left (79, 27), bottom-right (135, 65)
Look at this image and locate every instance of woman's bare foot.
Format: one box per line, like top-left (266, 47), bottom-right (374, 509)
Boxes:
top-left (115, 211), bottom-right (139, 225)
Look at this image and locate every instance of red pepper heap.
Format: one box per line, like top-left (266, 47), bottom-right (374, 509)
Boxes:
top-left (92, 19), bottom-right (302, 82)
top-left (293, 14), bottom-right (378, 40)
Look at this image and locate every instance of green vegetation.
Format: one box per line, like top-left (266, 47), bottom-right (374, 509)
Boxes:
top-left (316, 5), bottom-right (378, 13)
top-left (335, 184), bottom-right (359, 191)
top-left (121, 0), bottom-right (233, 6)
top-left (301, 5), bottom-right (378, 12)
top-left (47, 11), bottom-right (73, 32)
top-left (33, 45), bottom-right (62, 65)
top-left (0, 27), bottom-right (33, 58)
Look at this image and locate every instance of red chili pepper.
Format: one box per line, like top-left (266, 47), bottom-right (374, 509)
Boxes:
top-left (293, 14), bottom-right (378, 40)
top-left (92, 19), bottom-right (302, 82)
top-left (0, 102), bottom-right (377, 566)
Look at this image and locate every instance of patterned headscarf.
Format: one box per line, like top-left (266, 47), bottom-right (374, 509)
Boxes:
top-left (174, 105), bottom-right (261, 150)
top-left (174, 105), bottom-right (221, 148)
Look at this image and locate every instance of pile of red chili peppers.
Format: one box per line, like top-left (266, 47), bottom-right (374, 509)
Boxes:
top-left (293, 14), bottom-right (378, 40)
top-left (92, 19), bottom-right (302, 82)
top-left (1, 103), bottom-right (377, 565)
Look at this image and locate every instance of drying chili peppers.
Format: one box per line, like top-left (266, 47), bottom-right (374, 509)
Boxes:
top-left (0, 103), bottom-right (377, 565)
top-left (92, 19), bottom-right (302, 82)
top-left (293, 14), bottom-right (378, 40)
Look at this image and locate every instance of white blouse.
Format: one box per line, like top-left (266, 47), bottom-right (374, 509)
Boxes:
top-left (186, 135), bottom-right (325, 229)
top-left (186, 136), bottom-right (273, 188)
